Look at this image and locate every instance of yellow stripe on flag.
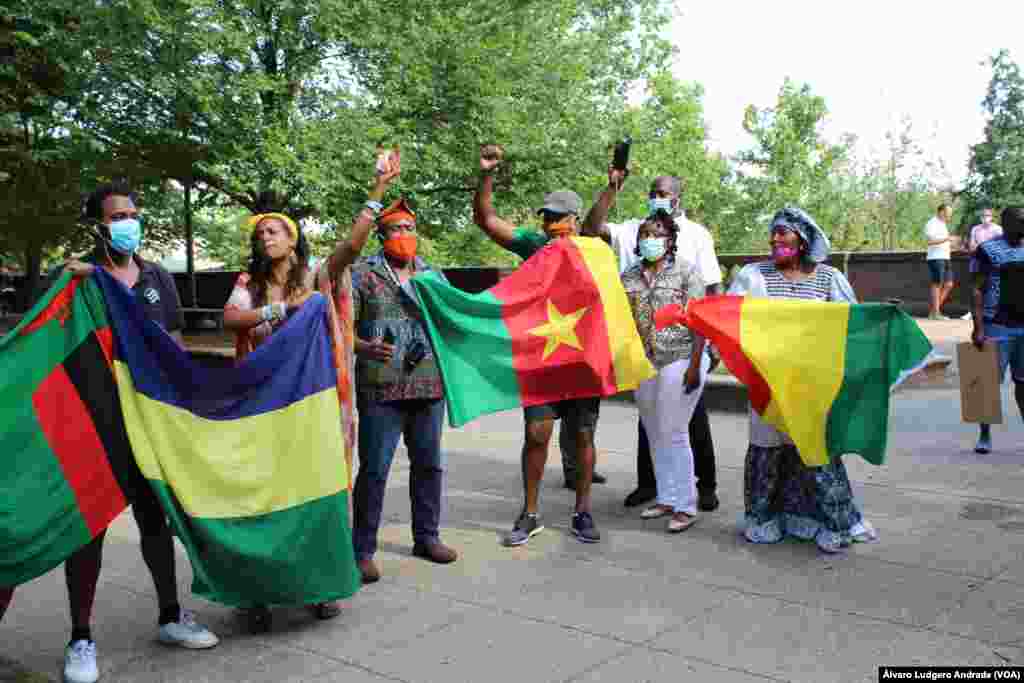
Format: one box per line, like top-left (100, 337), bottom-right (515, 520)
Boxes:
top-left (740, 299), bottom-right (849, 466)
top-left (571, 236), bottom-right (655, 392)
top-left (115, 362), bottom-right (346, 518)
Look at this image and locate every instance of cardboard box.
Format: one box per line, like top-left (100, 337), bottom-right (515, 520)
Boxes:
top-left (957, 342), bottom-right (1003, 424)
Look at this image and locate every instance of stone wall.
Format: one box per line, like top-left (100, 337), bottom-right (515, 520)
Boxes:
top-left (1, 251), bottom-right (967, 321)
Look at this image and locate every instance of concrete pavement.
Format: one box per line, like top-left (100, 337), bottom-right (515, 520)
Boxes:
top-left (3, 373), bottom-right (1023, 682)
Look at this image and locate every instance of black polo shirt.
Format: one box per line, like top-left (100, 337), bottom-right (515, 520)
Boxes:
top-left (83, 251), bottom-right (185, 333)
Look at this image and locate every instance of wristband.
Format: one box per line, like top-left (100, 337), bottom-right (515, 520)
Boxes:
top-left (365, 200), bottom-right (383, 213)
top-left (259, 302), bottom-right (286, 324)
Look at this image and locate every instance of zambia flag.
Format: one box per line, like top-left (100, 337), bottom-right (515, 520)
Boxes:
top-left (656, 296), bottom-right (932, 466)
top-left (0, 273), bottom-right (134, 587)
top-left (413, 236), bottom-right (654, 427)
top-left (95, 270), bottom-right (360, 607)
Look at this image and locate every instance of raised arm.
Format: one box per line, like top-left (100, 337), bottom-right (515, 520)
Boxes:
top-left (472, 145), bottom-right (518, 248)
top-left (329, 151), bottom-right (402, 278)
top-left (581, 165), bottom-right (626, 242)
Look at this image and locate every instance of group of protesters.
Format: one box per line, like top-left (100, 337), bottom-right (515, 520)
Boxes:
top-left (3, 142), bottom-right (1023, 683)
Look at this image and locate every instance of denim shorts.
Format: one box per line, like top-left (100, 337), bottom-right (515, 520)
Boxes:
top-left (927, 259), bottom-right (953, 284)
top-left (984, 322), bottom-right (1024, 383)
top-left (523, 397), bottom-right (600, 431)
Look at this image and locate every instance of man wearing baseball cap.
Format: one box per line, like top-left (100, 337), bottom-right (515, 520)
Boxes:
top-left (472, 145), bottom-right (603, 546)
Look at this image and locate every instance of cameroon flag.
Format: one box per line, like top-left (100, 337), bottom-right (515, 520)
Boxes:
top-left (0, 273), bottom-right (133, 587)
top-left (96, 270), bottom-right (360, 607)
top-left (413, 236), bottom-right (654, 427)
top-left (656, 296), bottom-right (932, 466)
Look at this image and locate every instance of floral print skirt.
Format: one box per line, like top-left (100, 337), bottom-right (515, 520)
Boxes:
top-left (743, 443), bottom-right (877, 552)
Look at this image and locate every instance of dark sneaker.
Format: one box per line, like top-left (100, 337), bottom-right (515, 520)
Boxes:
top-left (975, 434), bottom-right (992, 454)
top-left (697, 490), bottom-right (720, 512)
top-left (571, 512), bottom-right (601, 543)
top-left (502, 513), bottom-right (544, 547)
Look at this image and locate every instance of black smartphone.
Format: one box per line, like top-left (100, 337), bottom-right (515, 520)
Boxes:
top-left (612, 136), bottom-right (632, 171)
top-left (403, 339), bottom-right (427, 373)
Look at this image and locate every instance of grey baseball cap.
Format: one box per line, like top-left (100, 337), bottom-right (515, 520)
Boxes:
top-left (536, 190), bottom-right (582, 216)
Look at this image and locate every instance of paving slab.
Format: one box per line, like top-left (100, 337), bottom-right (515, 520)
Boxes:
top-left (569, 646), bottom-right (783, 682)
top-left (928, 579), bottom-right (1024, 645)
top-left (649, 594), bottom-right (1023, 683)
top-left (351, 604), bottom-right (631, 683)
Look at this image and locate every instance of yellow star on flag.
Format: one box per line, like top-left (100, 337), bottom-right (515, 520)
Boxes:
top-left (528, 300), bottom-right (588, 361)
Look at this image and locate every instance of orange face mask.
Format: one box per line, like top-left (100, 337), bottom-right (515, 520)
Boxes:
top-left (383, 232), bottom-right (417, 262)
top-left (545, 219), bottom-right (574, 238)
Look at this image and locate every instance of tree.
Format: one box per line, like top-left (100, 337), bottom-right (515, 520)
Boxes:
top-left (726, 80), bottom-right (848, 251)
top-left (0, 2), bottom-right (99, 306)
top-left (962, 49), bottom-right (1024, 224)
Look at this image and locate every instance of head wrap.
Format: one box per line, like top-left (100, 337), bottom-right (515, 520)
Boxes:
top-left (769, 207), bottom-right (830, 263)
top-left (378, 198), bottom-right (416, 228)
top-left (247, 212), bottom-right (299, 242)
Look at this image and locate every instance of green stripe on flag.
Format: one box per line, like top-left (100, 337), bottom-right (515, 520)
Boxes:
top-left (826, 304), bottom-right (932, 465)
top-left (0, 274), bottom-right (115, 586)
top-left (148, 481), bottom-right (361, 607)
top-left (0, 427), bottom-right (91, 586)
top-left (413, 271), bottom-right (521, 427)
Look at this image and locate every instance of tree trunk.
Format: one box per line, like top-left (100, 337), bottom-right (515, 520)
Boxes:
top-left (184, 182), bottom-right (196, 308)
top-left (19, 241), bottom-right (43, 312)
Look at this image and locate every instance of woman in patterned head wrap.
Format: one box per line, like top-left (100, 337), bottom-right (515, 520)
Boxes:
top-left (222, 154), bottom-right (401, 630)
top-left (726, 207), bottom-right (878, 553)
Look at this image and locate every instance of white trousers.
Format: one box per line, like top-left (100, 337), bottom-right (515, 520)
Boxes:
top-left (635, 354), bottom-right (709, 515)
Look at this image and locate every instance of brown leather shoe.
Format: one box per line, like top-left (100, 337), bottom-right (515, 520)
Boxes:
top-left (412, 541), bottom-right (458, 564)
top-left (358, 558), bottom-right (381, 584)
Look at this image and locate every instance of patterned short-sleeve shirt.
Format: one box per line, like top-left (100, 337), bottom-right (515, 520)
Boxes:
top-left (621, 256), bottom-right (705, 368)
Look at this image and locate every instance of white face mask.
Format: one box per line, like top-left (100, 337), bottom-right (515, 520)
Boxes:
top-left (638, 237), bottom-right (667, 262)
top-left (648, 197), bottom-right (673, 214)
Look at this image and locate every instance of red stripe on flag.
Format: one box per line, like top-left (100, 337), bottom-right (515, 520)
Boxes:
top-left (493, 240), bottom-right (614, 404)
top-left (32, 365), bottom-right (127, 535)
top-left (688, 296), bottom-right (773, 413)
top-left (95, 326), bottom-right (114, 365)
top-left (21, 278), bottom-right (79, 336)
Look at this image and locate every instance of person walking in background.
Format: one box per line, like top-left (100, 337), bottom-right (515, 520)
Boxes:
top-left (971, 207), bottom-right (1024, 454)
top-left (924, 204), bottom-right (957, 320)
top-left (962, 207), bottom-right (1002, 320)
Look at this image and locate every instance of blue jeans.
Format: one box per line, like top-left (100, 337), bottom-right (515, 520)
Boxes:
top-left (985, 323), bottom-right (1024, 383)
top-left (354, 398), bottom-right (445, 560)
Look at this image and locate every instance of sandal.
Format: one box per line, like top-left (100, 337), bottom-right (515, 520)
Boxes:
top-left (640, 505), bottom-right (673, 520)
top-left (667, 513), bottom-right (698, 533)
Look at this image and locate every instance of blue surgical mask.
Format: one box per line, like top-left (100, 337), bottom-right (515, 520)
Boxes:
top-left (648, 197), bottom-right (673, 214)
top-left (108, 218), bottom-right (141, 254)
top-left (638, 237), bottom-right (667, 262)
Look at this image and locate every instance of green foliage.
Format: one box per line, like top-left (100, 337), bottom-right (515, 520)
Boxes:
top-left (962, 49), bottom-right (1024, 226)
top-left (724, 80), bottom-right (848, 251)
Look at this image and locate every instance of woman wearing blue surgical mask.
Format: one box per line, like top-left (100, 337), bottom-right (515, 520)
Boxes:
top-left (621, 213), bottom-right (709, 533)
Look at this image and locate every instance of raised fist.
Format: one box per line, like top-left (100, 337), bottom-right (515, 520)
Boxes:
top-left (480, 144), bottom-right (504, 173)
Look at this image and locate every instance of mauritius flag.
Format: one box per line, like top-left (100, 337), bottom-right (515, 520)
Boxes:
top-left (0, 273), bottom-right (134, 587)
top-left (656, 296), bottom-right (932, 466)
top-left (412, 236), bottom-right (655, 427)
top-left (94, 269), bottom-right (360, 607)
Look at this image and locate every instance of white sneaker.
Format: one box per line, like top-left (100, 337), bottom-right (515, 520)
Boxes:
top-left (157, 610), bottom-right (219, 649)
top-left (63, 640), bottom-right (98, 683)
